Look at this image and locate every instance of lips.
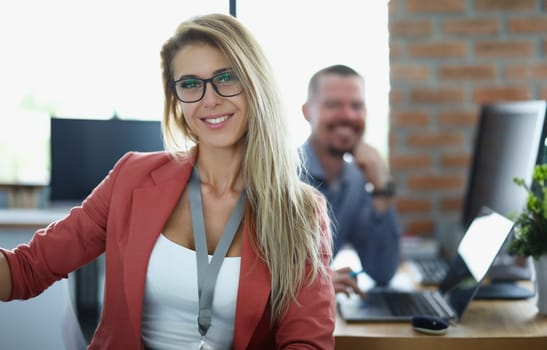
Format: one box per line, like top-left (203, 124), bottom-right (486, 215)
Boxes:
top-left (332, 125), bottom-right (356, 138)
top-left (201, 114), bottom-right (231, 125)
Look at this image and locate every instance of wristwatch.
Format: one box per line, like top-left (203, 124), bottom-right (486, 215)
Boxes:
top-left (365, 179), bottom-right (396, 197)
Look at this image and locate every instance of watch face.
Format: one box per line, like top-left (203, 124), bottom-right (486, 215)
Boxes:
top-left (367, 180), bottom-right (395, 197)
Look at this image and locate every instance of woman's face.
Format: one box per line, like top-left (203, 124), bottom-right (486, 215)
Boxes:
top-left (171, 43), bottom-right (248, 150)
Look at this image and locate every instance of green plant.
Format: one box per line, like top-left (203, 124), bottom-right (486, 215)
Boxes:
top-left (508, 164), bottom-right (547, 260)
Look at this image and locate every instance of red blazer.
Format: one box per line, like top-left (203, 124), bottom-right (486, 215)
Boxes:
top-left (2, 151), bottom-right (335, 349)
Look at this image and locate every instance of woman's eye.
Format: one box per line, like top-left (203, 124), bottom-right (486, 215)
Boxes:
top-left (180, 79), bottom-right (202, 89)
top-left (216, 72), bottom-right (237, 84)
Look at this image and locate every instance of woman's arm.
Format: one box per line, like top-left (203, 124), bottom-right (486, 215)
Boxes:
top-left (0, 251), bottom-right (12, 300)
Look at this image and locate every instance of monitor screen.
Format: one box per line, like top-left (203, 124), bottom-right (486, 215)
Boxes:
top-left (462, 100), bottom-right (547, 229)
top-left (49, 117), bottom-right (163, 202)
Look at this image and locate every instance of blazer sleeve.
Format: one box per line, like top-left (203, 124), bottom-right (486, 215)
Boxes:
top-left (275, 198), bottom-right (336, 349)
top-left (1, 152), bottom-right (133, 300)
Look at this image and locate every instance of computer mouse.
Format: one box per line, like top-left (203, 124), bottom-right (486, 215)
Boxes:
top-left (411, 315), bottom-right (449, 335)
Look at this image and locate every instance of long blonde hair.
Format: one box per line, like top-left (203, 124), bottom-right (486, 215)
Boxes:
top-left (160, 13), bottom-right (331, 323)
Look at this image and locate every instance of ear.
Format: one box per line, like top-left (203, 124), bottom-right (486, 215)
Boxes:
top-left (302, 102), bottom-right (311, 122)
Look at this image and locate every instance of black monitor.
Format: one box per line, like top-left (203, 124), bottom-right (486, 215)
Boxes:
top-left (49, 117), bottom-right (163, 203)
top-left (462, 100), bottom-right (547, 229)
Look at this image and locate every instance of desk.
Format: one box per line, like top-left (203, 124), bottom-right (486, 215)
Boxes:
top-left (0, 208), bottom-right (69, 229)
top-left (334, 264), bottom-right (547, 350)
top-left (0, 207), bottom-right (101, 340)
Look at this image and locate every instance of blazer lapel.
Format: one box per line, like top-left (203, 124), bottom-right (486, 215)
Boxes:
top-left (233, 226), bottom-right (272, 350)
top-left (123, 154), bottom-right (193, 339)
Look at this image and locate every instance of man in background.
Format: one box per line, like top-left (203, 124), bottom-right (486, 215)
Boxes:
top-left (300, 65), bottom-right (401, 295)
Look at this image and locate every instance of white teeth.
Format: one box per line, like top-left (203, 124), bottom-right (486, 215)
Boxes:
top-left (204, 115), bottom-right (229, 124)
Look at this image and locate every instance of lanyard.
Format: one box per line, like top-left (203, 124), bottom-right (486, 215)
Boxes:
top-left (188, 167), bottom-right (246, 339)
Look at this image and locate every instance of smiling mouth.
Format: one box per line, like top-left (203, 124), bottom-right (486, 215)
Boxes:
top-left (203, 114), bottom-right (230, 125)
top-left (332, 125), bottom-right (357, 138)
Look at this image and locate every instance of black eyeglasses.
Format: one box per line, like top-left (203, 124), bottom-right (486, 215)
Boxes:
top-left (171, 70), bottom-right (244, 103)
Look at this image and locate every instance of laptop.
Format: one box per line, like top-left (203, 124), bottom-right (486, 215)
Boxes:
top-left (338, 207), bottom-right (516, 322)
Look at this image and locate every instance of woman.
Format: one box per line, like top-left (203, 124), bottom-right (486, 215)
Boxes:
top-left (0, 13), bottom-right (335, 349)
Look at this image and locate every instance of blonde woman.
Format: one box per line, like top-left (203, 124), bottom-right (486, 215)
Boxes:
top-left (0, 13), bottom-right (335, 349)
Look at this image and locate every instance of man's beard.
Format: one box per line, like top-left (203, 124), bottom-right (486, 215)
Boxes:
top-left (326, 144), bottom-right (354, 157)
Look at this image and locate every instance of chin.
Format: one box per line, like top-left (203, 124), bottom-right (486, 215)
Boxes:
top-left (327, 145), bottom-right (353, 157)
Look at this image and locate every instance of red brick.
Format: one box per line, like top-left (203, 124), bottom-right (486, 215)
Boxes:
top-left (438, 65), bottom-right (496, 80)
top-left (390, 110), bottom-right (431, 127)
top-left (407, 0), bottom-right (465, 13)
top-left (504, 64), bottom-right (529, 79)
top-left (505, 63), bottom-right (547, 79)
top-left (442, 18), bottom-right (500, 35)
top-left (410, 88), bottom-right (466, 103)
top-left (440, 153), bottom-right (472, 168)
top-left (389, 89), bottom-right (405, 104)
top-left (473, 86), bottom-right (532, 103)
top-left (441, 197), bottom-right (464, 211)
top-left (390, 42), bottom-right (404, 59)
top-left (533, 64), bottom-right (547, 78)
top-left (475, 40), bottom-right (535, 57)
top-left (408, 41), bottom-right (467, 58)
top-left (391, 64), bottom-right (430, 82)
top-left (389, 0), bottom-right (399, 13)
top-left (405, 220), bottom-right (436, 236)
top-left (475, 0), bottom-right (536, 11)
top-left (396, 198), bottom-right (433, 213)
top-left (390, 20), bottom-right (432, 37)
top-left (407, 132), bottom-right (464, 147)
top-left (389, 134), bottom-right (398, 150)
top-left (390, 154), bottom-right (433, 170)
top-left (509, 18), bottom-right (547, 33)
top-left (438, 110), bottom-right (480, 126)
top-left (407, 175), bottom-right (466, 190)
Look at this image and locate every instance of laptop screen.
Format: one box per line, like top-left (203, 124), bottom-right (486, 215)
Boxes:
top-left (439, 208), bottom-right (514, 319)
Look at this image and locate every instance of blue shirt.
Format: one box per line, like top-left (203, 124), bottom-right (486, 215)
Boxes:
top-left (300, 140), bottom-right (401, 285)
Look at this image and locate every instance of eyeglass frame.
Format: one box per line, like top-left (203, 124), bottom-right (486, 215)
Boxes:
top-left (170, 69), bottom-right (244, 103)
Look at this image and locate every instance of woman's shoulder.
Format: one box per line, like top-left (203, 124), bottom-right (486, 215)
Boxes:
top-left (118, 150), bottom-right (190, 168)
top-left (112, 150), bottom-right (193, 179)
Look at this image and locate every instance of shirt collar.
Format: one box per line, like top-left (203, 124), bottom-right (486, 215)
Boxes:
top-left (301, 138), bottom-right (352, 185)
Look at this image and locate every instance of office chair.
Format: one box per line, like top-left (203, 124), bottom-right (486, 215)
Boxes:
top-left (0, 277), bottom-right (87, 350)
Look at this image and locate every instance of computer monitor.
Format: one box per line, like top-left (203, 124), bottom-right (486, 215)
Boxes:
top-left (462, 100), bottom-right (547, 229)
top-left (49, 117), bottom-right (163, 203)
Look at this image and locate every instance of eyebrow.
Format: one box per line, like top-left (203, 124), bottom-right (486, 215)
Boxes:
top-left (175, 67), bottom-right (232, 82)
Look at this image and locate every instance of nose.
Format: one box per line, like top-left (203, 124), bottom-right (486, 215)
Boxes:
top-left (201, 81), bottom-right (222, 107)
top-left (340, 103), bottom-right (359, 120)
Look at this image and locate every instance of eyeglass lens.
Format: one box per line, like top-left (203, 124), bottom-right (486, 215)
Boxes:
top-left (174, 70), bottom-right (243, 103)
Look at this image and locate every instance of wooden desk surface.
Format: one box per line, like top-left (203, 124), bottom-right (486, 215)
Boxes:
top-left (0, 208), bottom-right (69, 229)
top-left (335, 266), bottom-right (547, 350)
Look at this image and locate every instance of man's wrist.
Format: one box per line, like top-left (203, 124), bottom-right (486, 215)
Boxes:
top-left (365, 179), bottom-right (396, 197)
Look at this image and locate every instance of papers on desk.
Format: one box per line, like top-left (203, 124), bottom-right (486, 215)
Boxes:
top-left (332, 246), bottom-right (414, 292)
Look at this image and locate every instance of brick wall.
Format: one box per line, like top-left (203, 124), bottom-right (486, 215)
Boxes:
top-left (389, 0), bottom-right (547, 236)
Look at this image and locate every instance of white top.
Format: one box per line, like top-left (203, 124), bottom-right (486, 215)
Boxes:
top-left (141, 234), bottom-right (240, 350)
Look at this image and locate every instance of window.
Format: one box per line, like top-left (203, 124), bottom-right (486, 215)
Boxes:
top-left (0, 0), bottom-right (389, 184)
top-left (0, 0), bottom-right (228, 184)
top-left (238, 0), bottom-right (390, 150)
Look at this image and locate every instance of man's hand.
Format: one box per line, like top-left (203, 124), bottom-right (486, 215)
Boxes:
top-left (333, 267), bottom-right (366, 298)
top-left (352, 142), bottom-right (390, 189)
top-left (352, 141), bottom-right (393, 212)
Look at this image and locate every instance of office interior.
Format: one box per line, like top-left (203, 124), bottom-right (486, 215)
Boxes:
top-left (1, 1), bottom-right (547, 349)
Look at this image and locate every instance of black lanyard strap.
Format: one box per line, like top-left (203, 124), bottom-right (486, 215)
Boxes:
top-left (188, 167), bottom-right (246, 338)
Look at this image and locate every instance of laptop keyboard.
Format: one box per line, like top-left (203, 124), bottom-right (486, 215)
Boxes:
top-left (411, 256), bottom-right (449, 285)
top-left (383, 292), bottom-right (440, 316)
